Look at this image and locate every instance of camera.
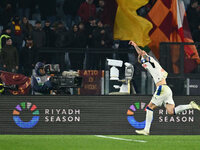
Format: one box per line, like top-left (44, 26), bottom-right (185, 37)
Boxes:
top-left (106, 59), bottom-right (135, 95)
top-left (50, 75), bottom-right (82, 88)
top-left (43, 64), bottom-right (82, 94)
top-left (107, 59), bottom-right (123, 80)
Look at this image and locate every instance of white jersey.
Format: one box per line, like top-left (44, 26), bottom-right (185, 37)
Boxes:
top-left (141, 55), bottom-right (168, 84)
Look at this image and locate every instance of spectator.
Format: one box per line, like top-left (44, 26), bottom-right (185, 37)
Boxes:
top-left (31, 20), bottom-right (46, 48)
top-left (10, 16), bottom-right (24, 53)
top-left (68, 24), bottom-right (85, 70)
top-left (78, 0), bottom-right (96, 23)
top-left (84, 17), bottom-right (98, 69)
top-left (96, 0), bottom-right (117, 27)
top-left (21, 36), bottom-right (37, 76)
top-left (77, 22), bottom-right (87, 48)
top-left (187, 0), bottom-right (200, 33)
top-left (68, 24), bottom-right (79, 47)
top-left (54, 21), bottom-right (71, 69)
top-left (21, 16), bottom-right (33, 38)
top-left (0, 28), bottom-right (11, 70)
top-left (1, 38), bottom-right (19, 73)
top-left (54, 21), bottom-right (69, 48)
top-left (43, 20), bottom-right (55, 63)
top-left (43, 20), bottom-right (55, 47)
top-left (90, 20), bottom-right (113, 69)
top-left (1, 26), bottom-right (12, 36)
top-left (0, 26), bottom-right (11, 70)
top-left (0, 26), bottom-right (12, 51)
top-left (92, 20), bottom-right (112, 48)
top-left (85, 17), bottom-right (97, 48)
top-left (63, 0), bottom-right (82, 29)
top-left (96, 0), bottom-right (105, 21)
top-left (77, 22), bottom-right (88, 69)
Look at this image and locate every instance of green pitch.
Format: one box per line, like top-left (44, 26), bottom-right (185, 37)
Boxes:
top-left (0, 135), bottom-right (200, 150)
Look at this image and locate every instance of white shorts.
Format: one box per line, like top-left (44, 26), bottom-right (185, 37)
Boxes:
top-left (151, 85), bottom-right (175, 107)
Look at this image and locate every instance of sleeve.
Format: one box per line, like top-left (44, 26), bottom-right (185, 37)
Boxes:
top-left (31, 76), bottom-right (52, 94)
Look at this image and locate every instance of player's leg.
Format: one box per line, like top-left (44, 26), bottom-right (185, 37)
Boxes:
top-left (164, 95), bottom-right (191, 115)
top-left (167, 101), bottom-right (200, 115)
top-left (136, 85), bottom-right (164, 135)
top-left (162, 85), bottom-right (176, 115)
top-left (135, 102), bottom-right (157, 135)
top-left (165, 103), bottom-right (175, 115)
top-left (145, 102), bottom-right (157, 133)
top-left (164, 86), bottom-right (200, 115)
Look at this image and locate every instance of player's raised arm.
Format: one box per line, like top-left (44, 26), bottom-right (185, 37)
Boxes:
top-left (129, 41), bottom-right (143, 55)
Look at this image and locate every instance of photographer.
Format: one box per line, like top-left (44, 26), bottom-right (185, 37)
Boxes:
top-left (31, 62), bottom-right (53, 95)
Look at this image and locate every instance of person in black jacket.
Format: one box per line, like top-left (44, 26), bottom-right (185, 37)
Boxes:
top-left (77, 22), bottom-right (87, 48)
top-left (54, 21), bottom-right (71, 70)
top-left (21, 17), bottom-right (33, 38)
top-left (31, 21), bottom-right (46, 48)
top-left (43, 20), bottom-right (55, 47)
top-left (21, 36), bottom-right (37, 76)
top-left (68, 24), bottom-right (85, 70)
top-left (54, 21), bottom-right (69, 48)
top-left (1, 38), bottom-right (19, 73)
top-left (88, 20), bottom-right (113, 69)
top-left (92, 20), bottom-right (112, 48)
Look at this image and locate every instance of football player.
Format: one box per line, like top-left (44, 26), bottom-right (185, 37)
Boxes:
top-left (129, 41), bottom-right (200, 135)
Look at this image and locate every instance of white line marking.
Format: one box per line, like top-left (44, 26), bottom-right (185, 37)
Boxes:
top-left (95, 135), bottom-right (147, 143)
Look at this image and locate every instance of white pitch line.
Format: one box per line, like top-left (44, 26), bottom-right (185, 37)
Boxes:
top-left (95, 135), bottom-right (147, 143)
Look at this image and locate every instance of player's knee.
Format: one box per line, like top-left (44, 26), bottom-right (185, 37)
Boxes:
top-left (148, 102), bottom-right (157, 110)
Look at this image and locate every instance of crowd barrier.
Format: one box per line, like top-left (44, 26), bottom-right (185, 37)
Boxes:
top-left (0, 96), bottom-right (199, 135)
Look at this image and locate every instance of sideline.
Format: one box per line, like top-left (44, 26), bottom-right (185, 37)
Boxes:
top-left (95, 135), bottom-right (147, 143)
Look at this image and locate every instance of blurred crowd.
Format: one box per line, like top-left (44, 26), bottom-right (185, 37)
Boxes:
top-left (0, 0), bottom-right (117, 75)
top-left (0, 0), bottom-right (199, 77)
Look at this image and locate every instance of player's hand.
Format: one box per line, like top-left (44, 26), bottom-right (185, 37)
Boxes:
top-left (129, 41), bottom-right (137, 47)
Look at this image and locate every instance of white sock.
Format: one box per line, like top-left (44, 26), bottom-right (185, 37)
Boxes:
top-left (144, 108), bottom-right (153, 133)
top-left (174, 104), bottom-right (192, 114)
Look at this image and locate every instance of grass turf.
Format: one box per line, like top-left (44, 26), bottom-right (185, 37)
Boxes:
top-left (0, 135), bottom-right (200, 150)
